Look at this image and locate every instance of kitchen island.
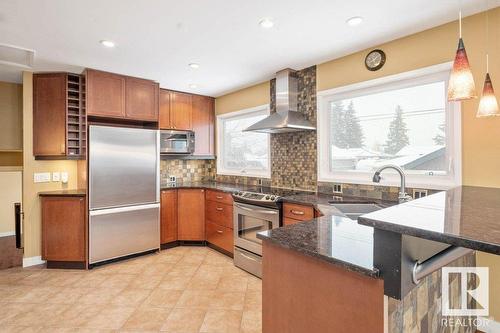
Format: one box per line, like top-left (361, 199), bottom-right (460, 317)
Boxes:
top-left (258, 186), bottom-right (500, 333)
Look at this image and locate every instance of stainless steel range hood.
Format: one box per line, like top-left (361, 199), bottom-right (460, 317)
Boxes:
top-left (244, 69), bottom-right (316, 134)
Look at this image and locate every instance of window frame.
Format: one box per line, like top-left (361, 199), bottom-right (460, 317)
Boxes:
top-left (317, 62), bottom-right (461, 190)
top-left (216, 104), bottom-right (271, 178)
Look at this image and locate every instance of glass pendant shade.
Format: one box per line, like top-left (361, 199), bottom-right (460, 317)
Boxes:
top-left (477, 73), bottom-right (500, 117)
top-left (447, 38), bottom-right (477, 101)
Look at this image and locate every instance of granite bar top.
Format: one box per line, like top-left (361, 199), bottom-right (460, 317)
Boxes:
top-left (358, 186), bottom-right (500, 255)
top-left (38, 189), bottom-right (86, 197)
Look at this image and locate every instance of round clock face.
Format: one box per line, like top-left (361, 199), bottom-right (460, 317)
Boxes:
top-left (365, 49), bottom-right (386, 71)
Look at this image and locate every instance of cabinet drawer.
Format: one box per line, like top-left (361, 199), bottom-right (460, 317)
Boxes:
top-left (206, 201), bottom-right (233, 229)
top-left (205, 190), bottom-right (233, 205)
top-left (206, 220), bottom-right (233, 254)
top-left (283, 217), bottom-right (307, 226)
top-left (283, 203), bottom-right (314, 221)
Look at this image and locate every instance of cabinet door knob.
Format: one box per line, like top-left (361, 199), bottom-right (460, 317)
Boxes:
top-left (216, 195), bottom-right (223, 199)
top-left (290, 210), bottom-right (305, 216)
top-left (216, 230), bottom-right (223, 234)
top-left (216, 207), bottom-right (223, 211)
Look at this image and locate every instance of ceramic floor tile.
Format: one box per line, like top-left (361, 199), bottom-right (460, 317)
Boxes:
top-left (0, 246), bottom-right (261, 333)
top-left (160, 308), bottom-right (206, 333)
top-left (199, 309), bottom-right (243, 333)
top-left (120, 306), bottom-right (172, 331)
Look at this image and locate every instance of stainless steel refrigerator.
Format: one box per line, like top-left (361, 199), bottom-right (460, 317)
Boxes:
top-left (89, 125), bottom-right (160, 264)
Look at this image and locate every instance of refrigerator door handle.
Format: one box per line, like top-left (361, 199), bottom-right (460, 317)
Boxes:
top-left (90, 203), bottom-right (160, 216)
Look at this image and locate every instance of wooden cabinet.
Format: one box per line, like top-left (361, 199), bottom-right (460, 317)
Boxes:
top-left (159, 89), bottom-right (171, 129)
top-left (177, 189), bottom-right (205, 240)
top-left (125, 77), bottom-right (159, 121)
top-left (170, 92), bottom-right (192, 130)
top-left (86, 69), bottom-right (126, 118)
top-left (283, 203), bottom-right (315, 226)
top-left (206, 200), bottom-right (233, 229)
top-left (192, 95), bottom-right (214, 156)
top-left (33, 73), bottom-right (86, 159)
top-left (41, 195), bottom-right (86, 263)
top-left (206, 220), bottom-right (233, 253)
top-left (161, 190), bottom-right (178, 244)
top-left (205, 190), bottom-right (233, 206)
top-left (86, 69), bottom-right (158, 122)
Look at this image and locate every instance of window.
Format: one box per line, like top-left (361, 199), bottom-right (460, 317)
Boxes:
top-left (217, 105), bottom-right (271, 178)
top-left (317, 63), bottom-right (461, 189)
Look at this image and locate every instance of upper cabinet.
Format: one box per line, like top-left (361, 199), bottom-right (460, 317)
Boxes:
top-left (192, 95), bottom-right (215, 156)
top-left (33, 73), bottom-right (86, 159)
top-left (86, 69), bottom-right (158, 122)
top-left (159, 89), bottom-right (214, 157)
top-left (86, 69), bottom-right (125, 118)
top-left (125, 77), bottom-right (159, 121)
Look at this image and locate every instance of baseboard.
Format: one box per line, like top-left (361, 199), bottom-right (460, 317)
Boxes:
top-left (0, 231), bottom-right (16, 237)
top-left (23, 256), bottom-right (45, 267)
top-left (477, 317), bottom-right (500, 333)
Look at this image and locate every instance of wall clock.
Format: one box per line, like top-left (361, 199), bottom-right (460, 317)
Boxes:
top-left (365, 49), bottom-right (386, 71)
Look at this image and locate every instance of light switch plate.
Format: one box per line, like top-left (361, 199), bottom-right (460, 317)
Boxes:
top-left (34, 172), bottom-right (51, 183)
top-left (52, 172), bottom-right (61, 182)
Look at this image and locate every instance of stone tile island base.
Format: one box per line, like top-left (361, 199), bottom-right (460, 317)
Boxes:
top-left (261, 241), bottom-right (477, 333)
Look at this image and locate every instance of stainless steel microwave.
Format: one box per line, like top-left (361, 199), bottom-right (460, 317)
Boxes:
top-left (160, 130), bottom-right (195, 155)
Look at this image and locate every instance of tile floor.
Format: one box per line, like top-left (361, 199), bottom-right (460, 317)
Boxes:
top-left (0, 246), bottom-right (262, 332)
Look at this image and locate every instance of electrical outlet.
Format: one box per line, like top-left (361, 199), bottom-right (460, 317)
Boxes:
top-left (61, 172), bottom-right (69, 184)
top-left (34, 172), bottom-right (51, 183)
top-left (332, 184), bottom-right (343, 194)
top-left (413, 189), bottom-right (428, 199)
top-left (52, 172), bottom-right (61, 182)
top-left (167, 175), bottom-right (177, 184)
top-left (331, 195), bottom-right (343, 202)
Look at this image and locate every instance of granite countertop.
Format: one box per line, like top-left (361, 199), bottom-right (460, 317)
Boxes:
top-left (161, 181), bottom-right (262, 193)
top-left (358, 186), bottom-right (500, 255)
top-left (38, 189), bottom-right (86, 197)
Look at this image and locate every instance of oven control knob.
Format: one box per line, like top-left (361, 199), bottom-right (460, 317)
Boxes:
top-left (265, 195), bottom-right (270, 200)
top-left (270, 196), bottom-right (276, 201)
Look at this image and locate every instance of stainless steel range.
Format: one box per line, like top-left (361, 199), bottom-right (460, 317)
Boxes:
top-left (232, 188), bottom-right (297, 277)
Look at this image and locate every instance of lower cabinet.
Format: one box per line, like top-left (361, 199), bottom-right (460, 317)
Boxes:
top-left (177, 189), bottom-right (205, 241)
top-left (160, 189), bottom-right (178, 244)
top-left (41, 195), bottom-right (86, 264)
top-left (206, 220), bottom-right (233, 253)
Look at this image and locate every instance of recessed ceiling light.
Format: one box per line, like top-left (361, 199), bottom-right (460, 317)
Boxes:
top-left (259, 18), bottom-right (274, 29)
top-left (346, 16), bottom-right (363, 27)
top-left (100, 40), bottom-right (115, 48)
top-left (189, 84), bottom-right (198, 89)
top-left (188, 63), bottom-right (200, 69)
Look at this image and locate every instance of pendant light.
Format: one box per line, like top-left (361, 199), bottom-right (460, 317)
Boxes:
top-left (477, 7), bottom-right (499, 117)
top-left (447, 11), bottom-right (477, 101)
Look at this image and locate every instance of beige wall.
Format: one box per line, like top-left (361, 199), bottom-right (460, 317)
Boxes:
top-left (0, 81), bottom-right (23, 151)
top-left (215, 8), bottom-right (500, 320)
top-left (22, 71), bottom-right (79, 259)
top-left (0, 171), bottom-right (22, 234)
top-left (215, 81), bottom-right (270, 115)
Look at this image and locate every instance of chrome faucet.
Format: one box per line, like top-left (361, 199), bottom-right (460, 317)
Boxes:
top-left (372, 165), bottom-right (412, 204)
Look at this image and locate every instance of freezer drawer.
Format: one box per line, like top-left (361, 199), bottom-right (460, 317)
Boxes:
top-left (89, 204), bottom-right (160, 264)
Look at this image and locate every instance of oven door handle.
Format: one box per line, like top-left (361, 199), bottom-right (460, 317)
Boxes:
top-left (234, 203), bottom-right (278, 215)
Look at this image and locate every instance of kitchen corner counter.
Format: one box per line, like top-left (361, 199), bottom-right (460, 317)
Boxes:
top-left (38, 189), bottom-right (86, 197)
top-left (358, 186), bottom-right (500, 255)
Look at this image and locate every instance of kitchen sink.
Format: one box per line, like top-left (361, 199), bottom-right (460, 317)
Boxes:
top-left (328, 202), bottom-right (385, 220)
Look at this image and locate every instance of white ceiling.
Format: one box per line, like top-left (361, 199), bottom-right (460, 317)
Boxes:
top-left (0, 0), bottom-right (498, 96)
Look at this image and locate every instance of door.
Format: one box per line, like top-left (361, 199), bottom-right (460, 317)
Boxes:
top-left (170, 92), bottom-right (192, 130)
top-left (89, 204), bottom-right (159, 264)
top-left (159, 89), bottom-right (171, 129)
top-left (233, 202), bottom-right (279, 255)
top-left (89, 125), bottom-right (159, 209)
top-left (125, 77), bottom-right (159, 121)
top-left (42, 196), bottom-right (85, 262)
top-left (192, 95), bottom-right (214, 156)
top-left (177, 189), bottom-right (205, 240)
top-left (0, 171), bottom-right (23, 269)
top-left (33, 73), bottom-right (67, 156)
top-left (86, 69), bottom-right (126, 118)
top-left (161, 190), bottom-right (177, 244)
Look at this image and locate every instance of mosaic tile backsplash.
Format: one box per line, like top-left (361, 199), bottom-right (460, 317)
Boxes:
top-left (271, 65), bottom-right (317, 191)
top-left (160, 159), bottom-right (215, 183)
